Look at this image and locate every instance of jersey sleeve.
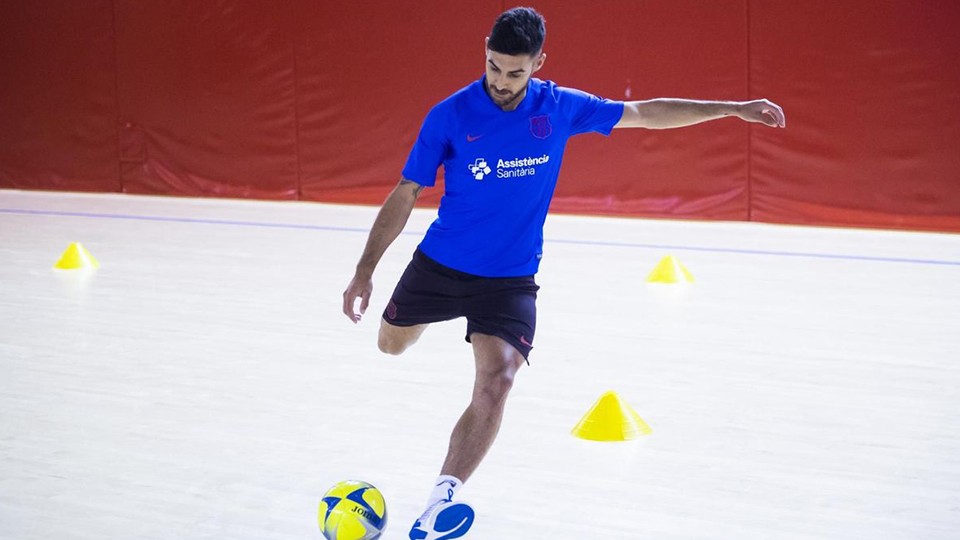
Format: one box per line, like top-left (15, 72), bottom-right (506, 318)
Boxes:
top-left (561, 87), bottom-right (625, 136)
top-left (401, 105), bottom-right (451, 187)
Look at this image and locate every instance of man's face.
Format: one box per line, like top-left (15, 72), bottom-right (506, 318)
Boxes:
top-left (484, 41), bottom-right (545, 110)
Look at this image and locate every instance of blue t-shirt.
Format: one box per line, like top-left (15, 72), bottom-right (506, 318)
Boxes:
top-left (402, 76), bottom-right (624, 277)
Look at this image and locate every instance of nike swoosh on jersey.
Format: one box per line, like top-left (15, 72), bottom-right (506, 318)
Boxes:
top-left (466, 134), bottom-right (483, 142)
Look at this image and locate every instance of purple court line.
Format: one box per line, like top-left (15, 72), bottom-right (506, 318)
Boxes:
top-left (2, 207), bottom-right (959, 267)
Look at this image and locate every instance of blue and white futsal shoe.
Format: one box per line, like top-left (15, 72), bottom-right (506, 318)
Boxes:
top-left (408, 499), bottom-right (475, 540)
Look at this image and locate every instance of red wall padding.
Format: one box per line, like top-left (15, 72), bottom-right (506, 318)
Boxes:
top-left (113, 1), bottom-right (299, 199)
top-left (294, 1), bottom-right (503, 208)
top-left (1, 1), bottom-right (958, 232)
top-left (541, 0), bottom-right (750, 220)
top-left (750, 0), bottom-right (960, 230)
top-left (0, 2), bottom-right (120, 192)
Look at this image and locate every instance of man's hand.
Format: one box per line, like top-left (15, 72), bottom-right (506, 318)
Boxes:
top-left (738, 99), bottom-right (786, 128)
top-left (343, 272), bottom-right (373, 323)
top-left (340, 178), bottom-right (423, 324)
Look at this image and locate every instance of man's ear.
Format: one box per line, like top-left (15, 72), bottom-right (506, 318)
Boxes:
top-left (533, 52), bottom-right (547, 73)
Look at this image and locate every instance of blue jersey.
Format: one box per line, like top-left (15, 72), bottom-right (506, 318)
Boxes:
top-left (402, 76), bottom-right (624, 277)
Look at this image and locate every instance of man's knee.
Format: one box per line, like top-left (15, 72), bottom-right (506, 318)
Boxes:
top-left (474, 351), bottom-right (524, 407)
top-left (480, 368), bottom-right (517, 402)
top-left (378, 322), bottom-right (424, 355)
top-left (378, 331), bottom-right (408, 355)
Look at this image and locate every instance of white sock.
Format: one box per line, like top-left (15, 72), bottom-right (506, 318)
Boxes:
top-left (427, 474), bottom-right (463, 506)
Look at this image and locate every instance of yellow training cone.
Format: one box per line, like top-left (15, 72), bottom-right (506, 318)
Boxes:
top-left (572, 391), bottom-right (652, 441)
top-left (54, 242), bottom-right (100, 270)
top-left (646, 255), bottom-right (694, 283)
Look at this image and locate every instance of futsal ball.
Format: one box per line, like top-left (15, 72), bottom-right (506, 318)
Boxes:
top-left (318, 480), bottom-right (388, 540)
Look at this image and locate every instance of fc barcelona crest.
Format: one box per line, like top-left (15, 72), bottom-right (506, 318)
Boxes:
top-left (529, 114), bottom-right (552, 139)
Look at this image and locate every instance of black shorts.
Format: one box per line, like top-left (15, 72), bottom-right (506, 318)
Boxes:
top-left (383, 249), bottom-right (539, 360)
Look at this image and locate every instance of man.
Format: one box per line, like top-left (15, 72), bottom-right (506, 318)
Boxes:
top-left (342, 7), bottom-right (785, 539)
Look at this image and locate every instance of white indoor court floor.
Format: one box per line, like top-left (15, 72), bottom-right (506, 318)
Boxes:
top-left (1, 189), bottom-right (959, 540)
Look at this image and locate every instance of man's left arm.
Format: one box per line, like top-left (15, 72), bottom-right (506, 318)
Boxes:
top-left (615, 98), bottom-right (786, 130)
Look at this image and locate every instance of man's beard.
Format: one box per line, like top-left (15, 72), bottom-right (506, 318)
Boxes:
top-left (488, 83), bottom-right (523, 108)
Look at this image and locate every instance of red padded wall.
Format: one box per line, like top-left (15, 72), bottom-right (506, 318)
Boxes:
top-left (0, 1), bottom-right (120, 191)
top-left (113, 0), bottom-right (299, 199)
top-left (295, 1), bottom-right (503, 208)
top-left (750, 0), bottom-right (960, 231)
top-left (1, 1), bottom-right (958, 232)
top-left (540, 0), bottom-right (750, 219)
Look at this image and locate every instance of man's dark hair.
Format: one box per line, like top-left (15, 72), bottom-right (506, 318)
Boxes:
top-left (488, 7), bottom-right (546, 56)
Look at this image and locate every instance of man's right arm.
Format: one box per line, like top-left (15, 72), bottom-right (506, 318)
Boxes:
top-left (342, 178), bottom-right (424, 322)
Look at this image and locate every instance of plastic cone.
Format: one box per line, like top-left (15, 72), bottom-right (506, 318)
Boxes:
top-left (646, 255), bottom-right (694, 283)
top-left (54, 242), bottom-right (100, 270)
top-left (571, 391), bottom-right (652, 441)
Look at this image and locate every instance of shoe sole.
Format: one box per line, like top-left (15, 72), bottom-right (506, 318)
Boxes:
top-left (409, 502), bottom-right (475, 540)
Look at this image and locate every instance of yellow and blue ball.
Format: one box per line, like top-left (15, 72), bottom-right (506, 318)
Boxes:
top-left (318, 480), bottom-right (388, 540)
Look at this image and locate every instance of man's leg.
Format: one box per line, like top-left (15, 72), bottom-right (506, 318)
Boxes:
top-left (378, 318), bottom-right (428, 355)
top-left (409, 333), bottom-right (524, 539)
top-left (440, 332), bottom-right (526, 481)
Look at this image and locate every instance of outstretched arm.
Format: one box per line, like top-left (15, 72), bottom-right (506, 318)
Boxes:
top-left (615, 98), bottom-right (785, 129)
top-left (342, 178), bottom-right (424, 323)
